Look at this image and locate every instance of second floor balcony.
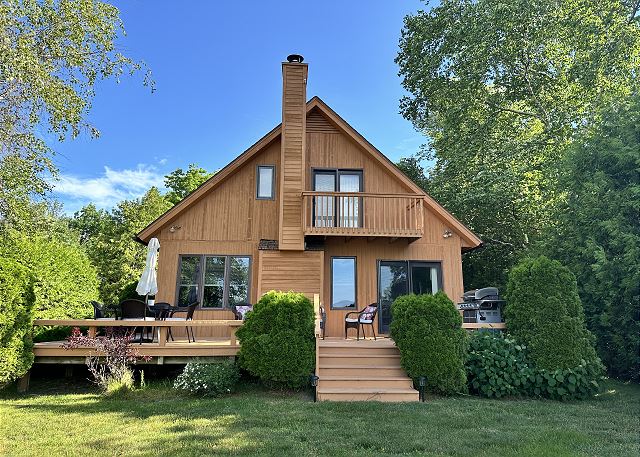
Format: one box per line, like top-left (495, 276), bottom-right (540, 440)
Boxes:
top-left (302, 191), bottom-right (424, 239)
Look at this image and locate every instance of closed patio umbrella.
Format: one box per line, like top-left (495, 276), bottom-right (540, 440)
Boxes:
top-left (136, 237), bottom-right (160, 301)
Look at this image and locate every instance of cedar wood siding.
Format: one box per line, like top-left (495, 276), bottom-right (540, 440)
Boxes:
top-left (151, 108), bottom-right (466, 337)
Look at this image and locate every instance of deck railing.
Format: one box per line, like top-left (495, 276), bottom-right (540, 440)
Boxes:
top-left (302, 192), bottom-right (424, 238)
top-left (33, 318), bottom-right (244, 346)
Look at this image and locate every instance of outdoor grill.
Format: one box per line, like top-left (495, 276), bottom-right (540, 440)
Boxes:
top-left (457, 287), bottom-right (505, 324)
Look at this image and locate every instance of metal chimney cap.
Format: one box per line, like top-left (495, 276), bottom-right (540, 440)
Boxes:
top-left (286, 54), bottom-right (304, 63)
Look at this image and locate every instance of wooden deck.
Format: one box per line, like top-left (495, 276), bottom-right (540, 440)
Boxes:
top-left (32, 318), bottom-right (242, 364)
top-left (33, 337), bottom-right (239, 364)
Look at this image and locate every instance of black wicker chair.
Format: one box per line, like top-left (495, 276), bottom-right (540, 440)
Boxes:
top-left (120, 299), bottom-right (149, 342)
top-left (168, 302), bottom-right (199, 343)
top-left (92, 301), bottom-right (105, 319)
top-left (344, 303), bottom-right (378, 341)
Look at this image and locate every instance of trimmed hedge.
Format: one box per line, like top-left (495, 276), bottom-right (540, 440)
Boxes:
top-left (505, 256), bottom-right (600, 370)
top-left (0, 258), bottom-right (35, 386)
top-left (390, 292), bottom-right (467, 395)
top-left (236, 291), bottom-right (315, 389)
top-left (466, 331), bottom-right (605, 400)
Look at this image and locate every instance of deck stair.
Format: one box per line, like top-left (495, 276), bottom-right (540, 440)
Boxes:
top-left (316, 338), bottom-right (419, 402)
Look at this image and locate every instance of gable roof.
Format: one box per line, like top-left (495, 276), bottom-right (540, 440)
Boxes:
top-left (136, 96), bottom-right (481, 248)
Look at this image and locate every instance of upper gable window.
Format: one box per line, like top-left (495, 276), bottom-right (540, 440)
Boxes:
top-left (256, 165), bottom-right (275, 200)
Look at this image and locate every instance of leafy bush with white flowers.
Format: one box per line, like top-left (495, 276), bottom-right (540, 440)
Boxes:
top-left (173, 361), bottom-right (240, 397)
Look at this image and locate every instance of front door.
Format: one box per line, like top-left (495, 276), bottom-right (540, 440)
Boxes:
top-left (377, 261), bottom-right (443, 333)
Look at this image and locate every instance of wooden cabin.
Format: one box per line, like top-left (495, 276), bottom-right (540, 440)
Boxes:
top-left (135, 55), bottom-right (482, 340)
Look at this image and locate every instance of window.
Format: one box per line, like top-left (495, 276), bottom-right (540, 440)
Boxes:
top-left (176, 255), bottom-right (251, 308)
top-left (312, 169), bottom-right (363, 228)
top-left (331, 257), bottom-right (357, 309)
top-left (256, 165), bottom-right (275, 199)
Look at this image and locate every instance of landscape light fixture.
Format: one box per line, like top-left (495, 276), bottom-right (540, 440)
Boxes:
top-left (418, 376), bottom-right (426, 402)
top-left (310, 374), bottom-right (320, 402)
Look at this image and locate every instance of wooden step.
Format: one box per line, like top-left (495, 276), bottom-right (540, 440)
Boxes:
top-left (318, 364), bottom-right (407, 377)
top-left (317, 388), bottom-right (419, 402)
top-left (319, 353), bottom-right (402, 366)
top-left (318, 376), bottom-right (413, 389)
top-left (318, 346), bottom-right (399, 356)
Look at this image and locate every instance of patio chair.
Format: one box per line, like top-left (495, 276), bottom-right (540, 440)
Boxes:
top-left (344, 303), bottom-right (378, 341)
top-left (230, 303), bottom-right (253, 320)
top-left (92, 301), bottom-right (105, 319)
top-left (167, 302), bottom-right (198, 343)
top-left (120, 299), bottom-right (149, 342)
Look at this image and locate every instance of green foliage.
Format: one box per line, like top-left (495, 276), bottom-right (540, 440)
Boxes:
top-left (173, 361), bottom-right (240, 397)
top-left (118, 280), bottom-right (141, 303)
top-left (0, 232), bottom-right (99, 344)
top-left (164, 164), bottom-right (214, 205)
top-left (531, 362), bottom-right (605, 401)
top-left (541, 94), bottom-right (640, 381)
top-left (236, 291), bottom-right (315, 389)
top-left (1, 232), bottom-right (99, 331)
top-left (396, 0), bottom-right (640, 290)
top-left (505, 256), bottom-right (600, 370)
top-left (70, 188), bottom-right (171, 304)
top-left (390, 292), bottom-right (467, 395)
top-left (466, 331), bottom-right (533, 398)
top-left (104, 368), bottom-right (135, 396)
top-left (0, 258), bottom-right (35, 386)
top-left (0, 0), bottom-right (150, 231)
top-left (467, 332), bottom-right (604, 400)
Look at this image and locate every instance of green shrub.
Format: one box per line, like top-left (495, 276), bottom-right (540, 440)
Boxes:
top-left (505, 256), bottom-right (600, 370)
top-left (236, 291), bottom-right (315, 389)
top-left (467, 331), bottom-right (605, 400)
top-left (390, 292), bottom-right (467, 395)
top-left (173, 361), bottom-right (240, 397)
top-left (1, 232), bottom-right (99, 340)
top-left (466, 331), bottom-right (533, 398)
top-left (0, 259), bottom-right (35, 387)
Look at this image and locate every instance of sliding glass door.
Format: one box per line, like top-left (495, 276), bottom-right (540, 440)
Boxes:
top-left (377, 261), bottom-right (443, 333)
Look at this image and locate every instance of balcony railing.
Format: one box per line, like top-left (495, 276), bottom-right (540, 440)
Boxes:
top-left (302, 191), bottom-right (424, 238)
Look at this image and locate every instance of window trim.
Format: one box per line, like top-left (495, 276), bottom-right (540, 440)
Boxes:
top-left (256, 165), bottom-right (276, 200)
top-left (175, 254), bottom-right (252, 309)
top-left (330, 256), bottom-right (358, 310)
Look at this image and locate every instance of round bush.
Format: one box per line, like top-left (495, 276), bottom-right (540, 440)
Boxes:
top-left (466, 331), bottom-right (533, 398)
top-left (390, 292), bottom-right (467, 395)
top-left (0, 258), bottom-right (35, 386)
top-left (505, 256), bottom-right (600, 370)
top-left (174, 360), bottom-right (240, 397)
top-left (236, 291), bottom-right (315, 389)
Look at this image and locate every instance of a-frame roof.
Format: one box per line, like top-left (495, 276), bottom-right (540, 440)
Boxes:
top-left (136, 96), bottom-right (481, 248)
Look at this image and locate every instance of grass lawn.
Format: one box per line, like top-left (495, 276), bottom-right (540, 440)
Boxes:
top-left (1, 374), bottom-right (638, 457)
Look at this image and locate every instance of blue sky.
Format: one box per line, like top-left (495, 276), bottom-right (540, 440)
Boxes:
top-left (52, 0), bottom-right (429, 213)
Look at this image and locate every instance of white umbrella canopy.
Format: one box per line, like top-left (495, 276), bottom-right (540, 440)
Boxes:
top-left (136, 237), bottom-right (160, 299)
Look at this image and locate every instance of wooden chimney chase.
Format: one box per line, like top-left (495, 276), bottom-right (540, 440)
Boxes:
top-left (278, 55), bottom-right (308, 250)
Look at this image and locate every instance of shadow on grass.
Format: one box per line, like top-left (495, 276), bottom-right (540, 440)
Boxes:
top-left (2, 376), bottom-right (639, 456)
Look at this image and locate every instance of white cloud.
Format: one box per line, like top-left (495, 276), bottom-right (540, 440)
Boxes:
top-left (52, 164), bottom-right (165, 213)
